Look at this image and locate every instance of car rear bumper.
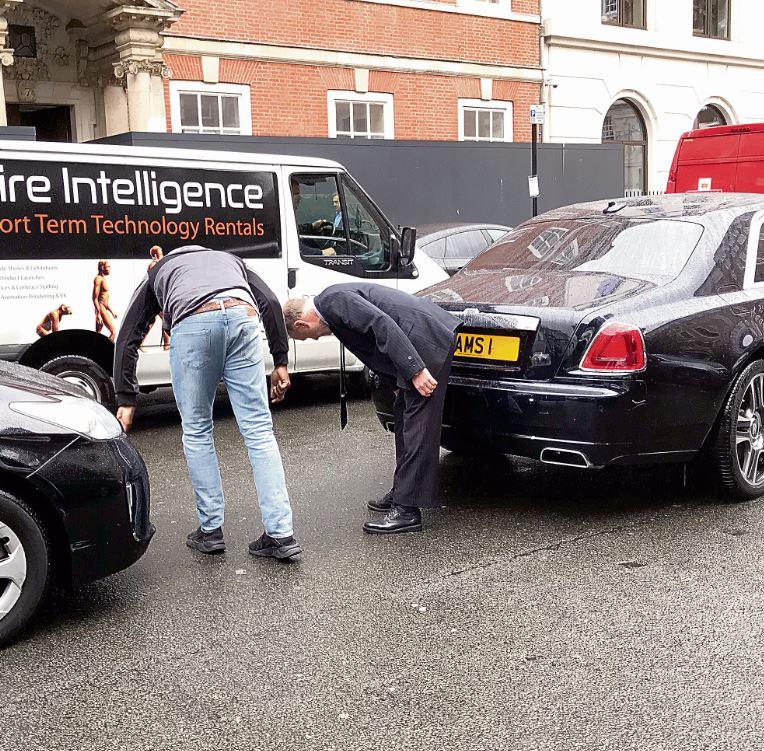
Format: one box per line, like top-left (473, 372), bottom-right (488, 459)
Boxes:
top-left (31, 435), bottom-right (154, 587)
top-left (373, 374), bottom-right (698, 468)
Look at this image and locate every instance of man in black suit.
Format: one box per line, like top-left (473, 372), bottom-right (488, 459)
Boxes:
top-left (283, 283), bottom-right (460, 534)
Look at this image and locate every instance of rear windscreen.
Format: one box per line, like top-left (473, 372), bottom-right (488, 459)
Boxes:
top-left (467, 218), bottom-right (704, 283)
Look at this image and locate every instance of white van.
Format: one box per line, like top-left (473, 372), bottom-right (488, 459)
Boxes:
top-left (0, 140), bottom-right (446, 407)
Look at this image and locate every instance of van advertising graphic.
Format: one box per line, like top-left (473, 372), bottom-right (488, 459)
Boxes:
top-left (0, 158), bottom-right (281, 351)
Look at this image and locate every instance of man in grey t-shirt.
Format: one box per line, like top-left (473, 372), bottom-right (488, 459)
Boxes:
top-left (114, 245), bottom-right (300, 560)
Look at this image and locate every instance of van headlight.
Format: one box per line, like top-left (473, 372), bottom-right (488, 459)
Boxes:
top-left (10, 395), bottom-right (123, 440)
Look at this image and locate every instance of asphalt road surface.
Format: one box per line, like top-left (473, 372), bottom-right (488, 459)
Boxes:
top-left (3, 377), bottom-right (764, 751)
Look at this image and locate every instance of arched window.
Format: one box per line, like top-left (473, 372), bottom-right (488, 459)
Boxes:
top-left (602, 99), bottom-right (648, 194)
top-left (693, 104), bottom-right (727, 130)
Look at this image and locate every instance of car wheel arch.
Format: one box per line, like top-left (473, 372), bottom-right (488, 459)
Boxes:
top-left (0, 472), bottom-right (71, 587)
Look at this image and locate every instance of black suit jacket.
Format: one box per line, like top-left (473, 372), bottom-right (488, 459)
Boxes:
top-left (314, 283), bottom-right (460, 389)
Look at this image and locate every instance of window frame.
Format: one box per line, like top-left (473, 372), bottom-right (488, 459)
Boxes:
top-left (290, 170), bottom-right (410, 279)
top-left (601, 0), bottom-right (647, 29)
top-left (743, 210), bottom-right (764, 289)
top-left (169, 81), bottom-right (252, 136)
top-left (693, 0), bottom-right (731, 40)
top-left (602, 98), bottom-right (648, 194)
top-left (327, 91), bottom-right (395, 140)
top-left (458, 99), bottom-right (514, 143)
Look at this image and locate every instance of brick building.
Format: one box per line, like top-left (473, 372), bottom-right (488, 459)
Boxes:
top-left (0, 0), bottom-right (541, 144)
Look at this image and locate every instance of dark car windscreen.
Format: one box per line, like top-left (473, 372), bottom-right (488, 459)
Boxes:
top-left (466, 218), bottom-right (704, 283)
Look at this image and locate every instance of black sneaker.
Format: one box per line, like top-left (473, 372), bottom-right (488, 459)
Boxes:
top-left (186, 526), bottom-right (226, 554)
top-left (248, 532), bottom-right (302, 561)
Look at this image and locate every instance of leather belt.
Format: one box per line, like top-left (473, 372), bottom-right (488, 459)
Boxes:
top-left (190, 298), bottom-right (257, 317)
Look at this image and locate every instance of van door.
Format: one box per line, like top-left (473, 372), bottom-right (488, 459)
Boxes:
top-left (736, 132), bottom-right (764, 193)
top-left (674, 133), bottom-right (740, 193)
top-left (285, 170), bottom-right (415, 372)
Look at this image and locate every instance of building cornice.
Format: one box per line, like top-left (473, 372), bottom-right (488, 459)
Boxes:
top-left (162, 36), bottom-right (543, 82)
top-left (545, 32), bottom-right (764, 70)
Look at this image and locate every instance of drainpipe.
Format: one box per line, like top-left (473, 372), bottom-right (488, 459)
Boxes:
top-left (538, 0), bottom-right (550, 143)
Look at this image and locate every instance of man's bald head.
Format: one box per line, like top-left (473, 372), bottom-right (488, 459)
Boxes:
top-left (282, 298), bottom-right (330, 341)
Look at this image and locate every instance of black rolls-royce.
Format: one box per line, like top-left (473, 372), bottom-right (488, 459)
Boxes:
top-left (372, 193), bottom-right (764, 500)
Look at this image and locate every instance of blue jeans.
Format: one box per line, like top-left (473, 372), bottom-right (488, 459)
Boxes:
top-left (169, 298), bottom-right (293, 537)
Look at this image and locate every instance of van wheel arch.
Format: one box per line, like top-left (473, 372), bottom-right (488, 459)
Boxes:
top-left (18, 330), bottom-right (116, 410)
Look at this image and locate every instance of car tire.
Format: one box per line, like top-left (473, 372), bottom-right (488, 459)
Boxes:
top-left (40, 355), bottom-right (116, 412)
top-left (714, 360), bottom-right (764, 500)
top-left (0, 490), bottom-right (51, 648)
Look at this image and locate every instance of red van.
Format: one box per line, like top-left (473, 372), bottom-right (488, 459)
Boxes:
top-left (666, 123), bottom-right (764, 194)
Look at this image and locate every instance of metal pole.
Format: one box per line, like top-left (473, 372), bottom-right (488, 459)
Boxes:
top-left (532, 122), bottom-right (538, 217)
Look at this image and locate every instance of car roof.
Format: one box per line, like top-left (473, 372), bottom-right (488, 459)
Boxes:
top-left (528, 193), bottom-right (764, 223)
top-left (681, 123), bottom-right (764, 139)
top-left (0, 139), bottom-right (344, 170)
top-left (417, 222), bottom-right (512, 241)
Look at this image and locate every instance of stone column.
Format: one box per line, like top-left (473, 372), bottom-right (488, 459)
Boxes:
top-left (113, 27), bottom-right (171, 133)
top-left (0, 1), bottom-right (21, 127)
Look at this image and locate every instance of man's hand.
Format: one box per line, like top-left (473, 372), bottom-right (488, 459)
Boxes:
top-left (116, 405), bottom-right (136, 433)
top-left (322, 248), bottom-right (337, 257)
top-left (270, 366), bottom-right (291, 403)
top-left (412, 368), bottom-right (438, 397)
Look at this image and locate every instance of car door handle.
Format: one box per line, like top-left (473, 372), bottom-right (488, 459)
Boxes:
top-left (288, 268), bottom-right (297, 289)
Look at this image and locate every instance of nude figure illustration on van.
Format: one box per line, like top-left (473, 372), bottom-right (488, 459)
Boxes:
top-left (93, 260), bottom-right (119, 342)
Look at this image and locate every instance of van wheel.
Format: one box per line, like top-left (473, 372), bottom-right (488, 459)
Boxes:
top-left (0, 490), bottom-right (51, 648)
top-left (714, 360), bottom-right (764, 500)
top-left (40, 355), bottom-right (116, 411)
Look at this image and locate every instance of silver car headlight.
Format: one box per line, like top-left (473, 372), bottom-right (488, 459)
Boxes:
top-left (10, 395), bottom-right (123, 440)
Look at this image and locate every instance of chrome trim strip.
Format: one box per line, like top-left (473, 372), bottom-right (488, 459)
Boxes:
top-left (453, 308), bottom-right (540, 332)
top-left (540, 447), bottom-right (593, 468)
top-left (448, 375), bottom-right (620, 398)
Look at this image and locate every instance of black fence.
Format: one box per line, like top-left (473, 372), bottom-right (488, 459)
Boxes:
top-left (94, 133), bottom-right (625, 229)
top-left (0, 127), bottom-right (624, 228)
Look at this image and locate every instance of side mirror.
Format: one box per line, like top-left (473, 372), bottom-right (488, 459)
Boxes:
top-left (399, 226), bottom-right (417, 267)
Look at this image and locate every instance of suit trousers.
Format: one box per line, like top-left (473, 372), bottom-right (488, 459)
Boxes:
top-left (391, 344), bottom-right (455, 509)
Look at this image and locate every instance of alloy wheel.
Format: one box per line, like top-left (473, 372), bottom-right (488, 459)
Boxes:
top-left (0, 521), bottom-right (27, 621)
top-left (735, 373), bottom-right (764, 487)
top-left (56, 369), bottom-right (102, 402)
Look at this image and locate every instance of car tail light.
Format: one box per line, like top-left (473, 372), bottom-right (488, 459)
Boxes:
top-left (580, 322), bottom-right (645, 373)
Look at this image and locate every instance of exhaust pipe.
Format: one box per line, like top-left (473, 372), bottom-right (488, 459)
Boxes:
top-left (540, 447), bottom-right (592, 468)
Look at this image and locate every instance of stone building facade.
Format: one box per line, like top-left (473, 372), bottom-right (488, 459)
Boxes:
top-left (0, 0), bottom-right (542, 144)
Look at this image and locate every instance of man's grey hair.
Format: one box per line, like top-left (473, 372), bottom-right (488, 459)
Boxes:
top-left (282, 297), bottom-right (310, 337)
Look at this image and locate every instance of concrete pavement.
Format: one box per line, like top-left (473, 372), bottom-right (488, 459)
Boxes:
top-left (2, 377), bottom-right (764, 751)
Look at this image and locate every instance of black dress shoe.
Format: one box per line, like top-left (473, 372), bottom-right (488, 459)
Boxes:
top-left (363, 504), bottom-right (422, 534)
top-left (367, 489), bottom-right (394, 513)
top-left (186, 526), bottom-right (226, 554)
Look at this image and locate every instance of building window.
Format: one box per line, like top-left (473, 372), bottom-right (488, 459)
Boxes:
top-left (169, 82), bottom-right (252, 136)
top-left (602, 99), bottom-right (647, 194)
top-left (693, 104), bottom-right (727, 130)
top-left (327, 91), bottom-right (394, 139)
top-left (694, 0), bottom-right (730, 39)
top-left (601, 0), bottom-right (645, 28)
top-left (458, 99), bottom-right (514, 142)
top-left (8, 25), bottom-right (36, 59)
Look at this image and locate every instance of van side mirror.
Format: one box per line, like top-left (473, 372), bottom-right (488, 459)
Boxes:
top-left (399, 226), bottom-right (416, 267)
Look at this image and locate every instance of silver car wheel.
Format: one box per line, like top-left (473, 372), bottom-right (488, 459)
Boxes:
top-left (57, 369), bottom-right (102, 402)
top-left (0, 521), bottom-right (27, 621)
top-left (736, 373), bottom-right (764, 487)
